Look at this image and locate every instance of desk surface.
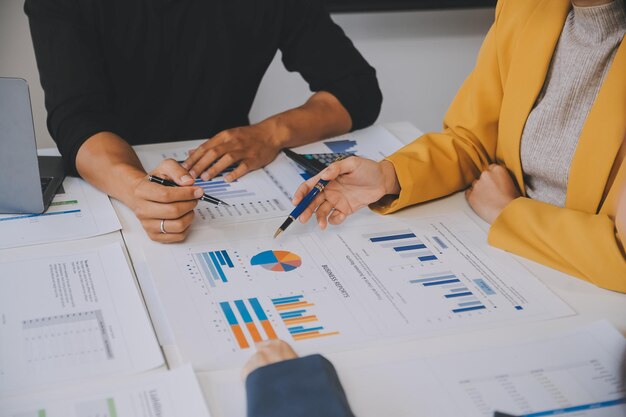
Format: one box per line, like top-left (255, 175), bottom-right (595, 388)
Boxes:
top-left (112, 122), bottom-right (626, 417)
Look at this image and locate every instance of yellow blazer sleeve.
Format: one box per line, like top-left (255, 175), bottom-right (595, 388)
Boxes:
top-left (489, 198), bottom-right (626, 293)
top-left (373, 3), bottom-right (504, 214)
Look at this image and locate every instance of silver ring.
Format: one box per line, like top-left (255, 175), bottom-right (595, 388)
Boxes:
top-left (160, 219), bottom-right (168, 234)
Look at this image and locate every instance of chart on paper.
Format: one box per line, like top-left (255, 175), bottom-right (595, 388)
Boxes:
top-left (208, 321), bottom-right (626, 417)
top-left (136, 147), bottom-right (292, 226)
top-left (0, 365), bottom-right (211, 417)
top-left (142, 212), bottom-right (573, 370)
top-left (0, 244), bottom-right (163, 394)
top-left (0, 177), bottom-right (121, 249)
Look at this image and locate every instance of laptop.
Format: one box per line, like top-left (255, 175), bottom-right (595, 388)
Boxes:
top-left (0, 77), bottom-right (65, 214)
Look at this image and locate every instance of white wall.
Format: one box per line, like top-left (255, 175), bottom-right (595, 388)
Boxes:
top-left (0, 1), bottom-right (493, 149)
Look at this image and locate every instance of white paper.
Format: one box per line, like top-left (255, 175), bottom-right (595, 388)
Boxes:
top-left (207, 321), bottom-right (626, 417)
top-left (0, 365), bottom-right (211, 417)
top-left (135, 125), bottom-right (405, 226)
top-left (0, 177), bottom-right (121, 249)
top-left (0, 243), bottom-right (164, 395)
top-left (141, 212), bottom-right (573, 370)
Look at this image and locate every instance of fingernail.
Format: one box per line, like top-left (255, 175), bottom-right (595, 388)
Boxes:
top-left (180, 162), bottom-right (189, 169)
top-left (224, 175), bottom-right (232, 183)
top-left (194, 188), bottom-right (204, 198)
top-left (201, 173), bottom-right (209, 181)
top-left (189, 170), bottom-right (197, 178)
top-left (181, 175), bottom-right (193, 183)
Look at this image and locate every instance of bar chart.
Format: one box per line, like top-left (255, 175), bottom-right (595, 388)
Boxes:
top-left (364, 229), bottom-right (440, 263)
top-left (193, 250), bottom-right (235, 287)
top-left (219, 298), bottom-right (278, 350)
top-left (22, 310), bottom-right (114, 365)
top-left (410, 272), bottom-right (487, 314)
top-left (324, 139), bottom-right (357, 154)
top-left (271, 295), bottom-right (339, 341)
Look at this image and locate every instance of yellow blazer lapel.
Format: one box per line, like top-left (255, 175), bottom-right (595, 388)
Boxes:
top-left (498, 0), bottom-right (571, 194)
top-left (566, 41), bottom-right (626, 213)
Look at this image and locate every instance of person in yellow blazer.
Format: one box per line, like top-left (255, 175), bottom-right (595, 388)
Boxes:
top-left (294, 0), bottom-right (626, 293)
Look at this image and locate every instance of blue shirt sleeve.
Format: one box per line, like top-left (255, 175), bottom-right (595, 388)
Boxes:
top-left (246, 354), bottom-right (356, 417)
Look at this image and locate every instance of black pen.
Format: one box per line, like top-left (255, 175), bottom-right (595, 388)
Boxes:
top-left (148, 175), bottom-right (230, 206)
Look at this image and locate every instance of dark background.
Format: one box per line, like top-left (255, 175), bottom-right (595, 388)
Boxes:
top-left (327, 0), bottom-right (497, 13)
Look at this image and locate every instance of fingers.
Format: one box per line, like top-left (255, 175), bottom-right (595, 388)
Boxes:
top-left (298, 192), bottom-right (327, 224)
top-left (225, 161), bottom-right (249, 182)
top-left (142, 211), bottom-right (196, 243)
top-left (136, 181), bottom-right (204, 204)
top-left (185, 132), bottom-right (239, 179)
top-left (155, 158), bottom-right (195, 186)
top-left (320, 157), bottom-right (359, 181)
top-left (315, 201), bottom-right (334, 229)
top-left (293, 174), bottom-right (324, 206)
top-left (201, 153), bottom-right (236, 181)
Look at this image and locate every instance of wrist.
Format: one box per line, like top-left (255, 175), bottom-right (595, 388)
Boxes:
top-left (113, 163), bottom-right (147, 211)
top-left (257, 116), bottom-right (292, 149)
top-left (380, 160), bottom-right (401, 195)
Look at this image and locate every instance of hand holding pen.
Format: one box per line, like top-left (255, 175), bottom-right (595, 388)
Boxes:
top-left (275, 156), bottom-right (399, 237)
top-left (149, 175), bottom-right (230, 206)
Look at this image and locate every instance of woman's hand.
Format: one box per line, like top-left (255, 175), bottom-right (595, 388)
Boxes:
top-left (293, 157), bottom-right (400, 229)
top-left (130, 159), bottom-right (204, 243)
top-left (465, 164), bottom-right (521, 224)
top-left (242, 340), bottom-right (299, 380)
top-left (183, 122), bottom-right (283, 183)
top-left (616, 183), bottom-right (626, 245)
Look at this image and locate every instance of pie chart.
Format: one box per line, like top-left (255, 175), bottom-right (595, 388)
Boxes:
top-left (250, 250), bottom-right (302, 272)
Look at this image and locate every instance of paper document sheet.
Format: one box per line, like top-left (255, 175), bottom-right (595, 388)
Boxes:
top-left (0, 243), bottom-right (164, 394)
top-left (136, 125), bottom-right (404, 226)
top-left (0, 365), bottom-right (211, 417)
top-left (141, 212), bottom-right (574, 370)
top-left (0, 177), bottom-right (121, 249)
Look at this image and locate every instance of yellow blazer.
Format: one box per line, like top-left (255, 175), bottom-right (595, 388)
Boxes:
top-left (375, 0), bottom-right (626, 292)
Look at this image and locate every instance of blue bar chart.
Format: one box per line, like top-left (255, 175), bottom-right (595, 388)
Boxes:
top-left (194, 250), bottom-right (235, 287)
top-left (194, 176), bottom-right (257, 200)
top-left (271, 295), bottom-right (339, 341)
top-left (324, 139), bottom-right (357, 154)
top-left (410, 272), bottom-right (487, 314)
top-left (364, 229), bottom-right (439, 263)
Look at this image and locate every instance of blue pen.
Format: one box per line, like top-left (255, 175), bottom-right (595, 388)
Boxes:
top-left (274, 155), bottom-right (349, 239)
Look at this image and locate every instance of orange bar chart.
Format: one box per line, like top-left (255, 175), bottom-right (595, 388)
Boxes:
top-left (271, 295), bottom-right (339, 342)
top-left (220, 298), bottom-right (278, 350)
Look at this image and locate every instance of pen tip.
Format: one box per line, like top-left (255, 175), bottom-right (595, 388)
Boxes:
top-left (273, 229), bottom-right (283, 239)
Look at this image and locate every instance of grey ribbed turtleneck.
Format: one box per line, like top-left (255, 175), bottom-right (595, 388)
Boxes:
top-left (520, 0), bottom-right (626, 207)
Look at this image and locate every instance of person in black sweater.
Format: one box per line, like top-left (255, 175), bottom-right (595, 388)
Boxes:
top-left (25, 0), bottom-right (381, 243)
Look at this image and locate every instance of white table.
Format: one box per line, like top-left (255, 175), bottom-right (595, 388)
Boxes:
top-left (112, 122), bottom-right (626, 417)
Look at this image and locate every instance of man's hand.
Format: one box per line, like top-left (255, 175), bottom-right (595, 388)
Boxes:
top-left (183, 91), bottom-right (353, 182)
top-left (293, 157), bottom-right (400, 229)
top-left (184, 122), bottom-right (283, 183)
top-left (242, 339), bottom-right (299, 380)
top-left (465, 164), bottom-right (521, 224)
top-left (130, 159), bottom-right (204, 243)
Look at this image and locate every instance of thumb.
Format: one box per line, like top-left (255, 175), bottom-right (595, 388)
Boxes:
top-left (157, 159), bottom-right (195, 186)
top-left (321, 157), bottom-right (358, 181)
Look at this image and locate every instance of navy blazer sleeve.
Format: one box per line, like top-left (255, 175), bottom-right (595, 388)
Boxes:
top-left (246, 354), bottom-right (355, 417)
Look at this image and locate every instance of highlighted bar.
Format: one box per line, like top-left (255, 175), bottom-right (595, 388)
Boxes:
top-left (271, 295), bottom-right (304, 304)
top-left (452, 305), bottom-right (486, 314)
top-left (235, 300), bottom-right (261, 343)
top-left (275, 301), bottom-right (314, 311)
top-left (215, 251), bottom-right (226, 266)
top-left (248, 297), bottom-right (278, 339)
top-left (422, 279), bottom-right (460, 287)
top-left (209, 252), bottom-right (228, 282)
top-left (445, 292), bottom-right (473, 298)
top-left (219, 302), bottom-right (249, 349)
top-left (419, 255), bottom-right (438, 262)
top-left (394, 244), bottom-right (427, 252)
top-left (222, 250), bottom-right (234, 267)
top-left (293, 331), bottom-right (340, 341)
top-left (369, 233), bottom-right (417, 243)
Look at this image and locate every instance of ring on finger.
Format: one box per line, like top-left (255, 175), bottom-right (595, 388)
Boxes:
top-left (160, 219), bottom-right (168, 234)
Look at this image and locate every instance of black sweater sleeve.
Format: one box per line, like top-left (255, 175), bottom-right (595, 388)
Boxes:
top-left (24, 0), bottom-right (124, 176)
top-left (279, 0), bottom-right (382, 131)
top-left (246, 355), bottom-right (356, 417)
